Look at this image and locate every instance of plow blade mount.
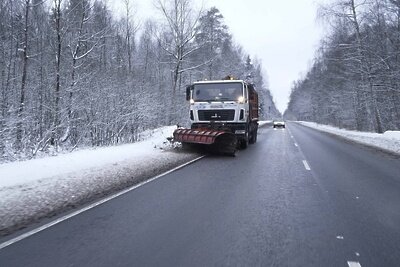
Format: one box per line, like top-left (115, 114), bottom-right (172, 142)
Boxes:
top-left (173, 128), bottom-right (237, 155)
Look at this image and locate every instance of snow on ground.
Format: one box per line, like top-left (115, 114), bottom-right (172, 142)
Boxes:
top-left (0, 126), bottom-right (201, 235)
top-left (297, 121), bottom-right (400, 155)
top-left (1, 126), bottom-right (177, 188)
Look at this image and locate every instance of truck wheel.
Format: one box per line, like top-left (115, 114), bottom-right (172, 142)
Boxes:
top-left (249, 134), bottom-right (254, 144)
top-left (240, 139), bottom-right (248, 149)
top-left (240, 133), bottom-right (249, 149)
top-left (249, 129), bottom-right (257, 144)
top-left (239, 124), bottom-right (250, 149)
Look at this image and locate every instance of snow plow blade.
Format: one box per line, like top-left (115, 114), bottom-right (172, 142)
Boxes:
top-left (173, 128), bottom-right (237, 155)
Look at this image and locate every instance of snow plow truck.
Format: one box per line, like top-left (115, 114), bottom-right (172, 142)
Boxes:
top-left (173, 77), bottom-right (259, 155)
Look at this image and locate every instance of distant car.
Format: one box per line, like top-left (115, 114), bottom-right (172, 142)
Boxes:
top-left (273, 120), bottom-right (285, 128)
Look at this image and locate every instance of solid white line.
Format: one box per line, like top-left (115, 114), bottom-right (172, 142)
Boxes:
top-left (302, 160), bottom-right (311, 170)
top-left (0, 155), bottom-right (205, 250)
top-left (348, 261), bottom-right (362, 267)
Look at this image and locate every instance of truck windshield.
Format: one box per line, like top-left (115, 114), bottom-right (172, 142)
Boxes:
top-left (193, 82), bottom-right (244, 102)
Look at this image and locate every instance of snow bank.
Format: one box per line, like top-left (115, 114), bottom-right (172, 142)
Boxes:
top-left (383, 131), bottom-right (400, 139)
top-left (0, 126), bottom-right (200, 235)
top-left (297, 121), bottom-right (400, 155)
top-left (0, 126), bottom-right (176, 188)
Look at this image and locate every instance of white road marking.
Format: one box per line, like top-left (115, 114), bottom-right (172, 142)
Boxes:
top-left (302, 160), bottom-right (311, 170)
top-left (294, 143), bottom-right (298, 147)
top-left (0, 155), bottom-right (206, 250)
top-left (348, 261), bottom-right (362, 267)
top-left (336, 235), bottom-right (344, 239)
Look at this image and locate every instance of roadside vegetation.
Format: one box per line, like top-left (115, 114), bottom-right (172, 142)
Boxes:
top-left (0, 0), bottom-right (280, 162)
top-left (285, 0), bottom-right (400, 133)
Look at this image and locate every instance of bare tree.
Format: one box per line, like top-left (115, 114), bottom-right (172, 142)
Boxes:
top-left (15, 0), bottom-right (31, 150)
top-left (50, 0), bottom-right (63, 149)
top-left (63, 0), bottom-right (105, 146)
top-left (123, 0), bottom-right (139, 74)
top-left (156, 0), bottom-right (204, 92)
top-left (155, 0), bottom-right (205, 123)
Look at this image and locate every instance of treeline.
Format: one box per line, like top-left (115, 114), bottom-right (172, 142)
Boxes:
top-left (0, 0), bottom-right (279, 162)
top-left (285, 0), bottom-right (400, 132)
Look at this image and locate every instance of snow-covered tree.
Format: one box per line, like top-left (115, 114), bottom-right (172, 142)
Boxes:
top-left (287, 0), bottom-right (400, 132)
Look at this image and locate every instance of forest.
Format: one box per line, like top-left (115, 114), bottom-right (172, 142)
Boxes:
top-left (0, 0), bottom-right (280, 162)
top-left (285, 0), bottom-right (400, 133)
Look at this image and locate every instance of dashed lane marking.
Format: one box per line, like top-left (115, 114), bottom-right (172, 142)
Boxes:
top-left (0, 155), bottom-right (206, 250)
top-left (347, 261), bottom-right (362, 267)
top-left (302, 160), bottom-right (311, 170)
top-left (294, 143), bottom-right (298, 147)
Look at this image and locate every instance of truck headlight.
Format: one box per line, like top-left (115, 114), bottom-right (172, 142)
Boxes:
top-left (237, 96), bottom-right (245, 103)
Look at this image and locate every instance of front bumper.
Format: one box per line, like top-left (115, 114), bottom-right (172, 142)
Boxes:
top-left (191, 122), bottom-right (247, 135)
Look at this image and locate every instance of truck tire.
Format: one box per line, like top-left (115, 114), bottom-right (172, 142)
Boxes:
top-left (240, 138), bottom-right (248, 149)
top-left (249, 129), bottom-right (257, 144)
top-left (240, 131), bottom-right (249, 149)
top-left (249, 134), bottom-right (254, 144)
top-left (239, 122), bottom-right (252, 149)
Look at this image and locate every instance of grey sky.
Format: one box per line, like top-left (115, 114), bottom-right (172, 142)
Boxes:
top-left (210, 0), bottom-right (323, 112)
top-left (110, 0), bottom-right (323, 112)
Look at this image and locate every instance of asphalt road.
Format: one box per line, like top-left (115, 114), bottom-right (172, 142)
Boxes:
top-left (1, 122), bottom-right (400, 267)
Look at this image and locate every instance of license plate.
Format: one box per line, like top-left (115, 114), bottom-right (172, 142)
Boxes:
top-left (210, 105), bottom-right (223, 108)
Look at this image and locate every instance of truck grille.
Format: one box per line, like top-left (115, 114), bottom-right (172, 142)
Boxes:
top-left (198, 109), bottom-right (235, 121)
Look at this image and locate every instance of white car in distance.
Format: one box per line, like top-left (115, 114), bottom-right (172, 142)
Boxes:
top-left (273, 120), bottom-right (285, 128)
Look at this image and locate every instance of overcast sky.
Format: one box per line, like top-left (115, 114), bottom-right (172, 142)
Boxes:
top-left (210, 0), bottom-right (324, 112)
top-left (111, 0), bottom-right (324, 112)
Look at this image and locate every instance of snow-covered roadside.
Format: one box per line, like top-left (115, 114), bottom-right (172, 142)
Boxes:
top-left (0, 126), bottom-right (200, 235)
top-left (297, 121), bottom-right (400, 155)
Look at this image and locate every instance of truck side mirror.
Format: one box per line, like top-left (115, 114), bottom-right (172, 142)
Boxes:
top-left (186, 85), bottom-right (192, 101)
